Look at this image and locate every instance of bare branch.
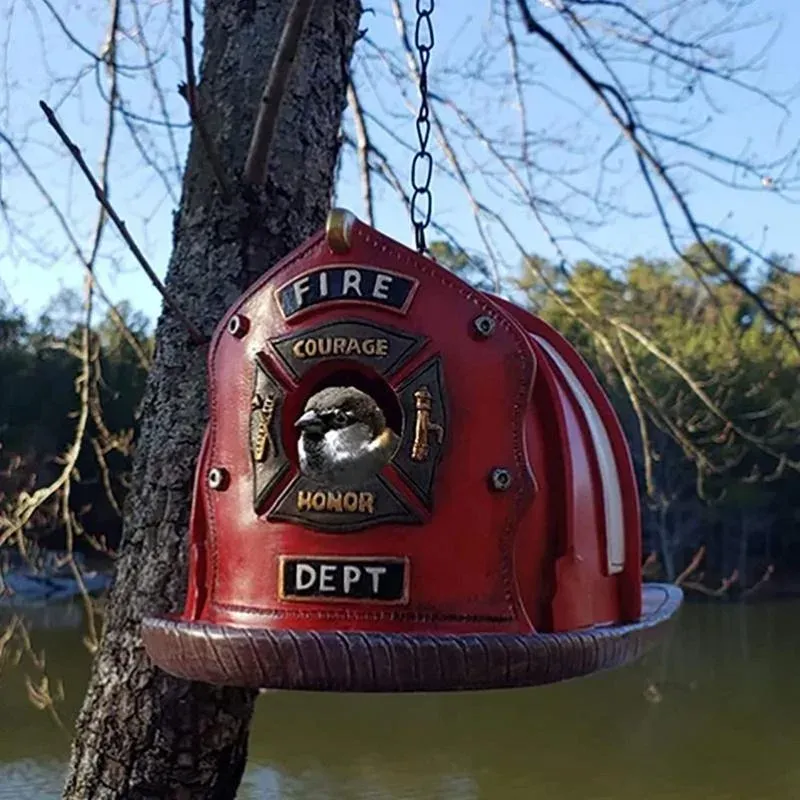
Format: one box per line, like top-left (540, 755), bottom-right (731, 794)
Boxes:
top-left (391, 0), bottom-right (503, 288)
top-left (347, 81), bottom-right (375, 226)
top-left (37, 0), bottom-right (153, 75)
top-left (613, 319), bottom-right (800, 472)
top-left (515, 0), bottom-right (800, 353)
top-left (179, 0), bottom-right (232, 201)
top-left (0, 127), bottom-right (151, 370)
top-left (129, 0), bottom-right (182, 193)
top-left (244, 0), bottom-right (315, 185)
top-left (39, 101), bottom-right (207, 346)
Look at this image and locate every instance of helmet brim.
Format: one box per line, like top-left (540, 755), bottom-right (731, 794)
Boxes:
top-left (141, 582), bottom-right (682, 692)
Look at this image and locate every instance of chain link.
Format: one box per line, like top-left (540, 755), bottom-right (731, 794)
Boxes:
top-left (410, 0), bottom-right (435, 254)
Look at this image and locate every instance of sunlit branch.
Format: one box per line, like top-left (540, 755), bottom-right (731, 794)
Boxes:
top-left (0, 130), bottom-right (151, 369)
top-left (613, 320), bottom-right (800, 472)
top-left (130, 0), bottom-right (182, 191)
top-left (40, 101), bottom-right (207, 346)
top-left (390, 0), bottom-right (503, 288)
top-left (515, 0), bottom-right (800, 354)
top-left (179, 0), bottom-right (231, 200)
top-left (347, 81), bottom-right (376, 226)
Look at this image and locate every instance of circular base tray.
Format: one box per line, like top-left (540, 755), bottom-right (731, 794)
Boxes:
top-left (141, 583), bottom-right (682, 692)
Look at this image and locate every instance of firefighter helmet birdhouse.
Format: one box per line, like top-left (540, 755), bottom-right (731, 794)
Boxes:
top-left (141, 208), bottom-right (682, 692)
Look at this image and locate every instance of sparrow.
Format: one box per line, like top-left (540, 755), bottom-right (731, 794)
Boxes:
top-left (295, 386), bottom-right (399, 487)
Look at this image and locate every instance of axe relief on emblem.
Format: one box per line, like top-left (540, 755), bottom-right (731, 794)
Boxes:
top-left (251, 392), bottom-right (276, 463)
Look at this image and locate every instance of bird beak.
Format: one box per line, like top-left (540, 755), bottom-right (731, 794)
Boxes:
top-left (295, 409), bottom-right (324, 435)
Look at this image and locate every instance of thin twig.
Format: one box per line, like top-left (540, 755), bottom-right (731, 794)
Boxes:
top-left (0, 332), bottom-right (94, 551)
top-left (17, 622), bottom-right (69, 736)
top-left (390, 0), bottom-right (503, 289)
top-left (741, 564), bottom-right (775, 598)
top-left (515, 0), bottom-right (800, 354)
top-left (675, 545), bottom-right (706, 586)
top-left (180, 0), bottom-right (231, 200)
top-left (39, 101), bottom-right (207, 346)
top-left (66, 248), bottom-right (102, 655)
top-left (346, 81), bottom-right (375, 226)
top-left (614, 320), bottom-right (799, 471)
top-left (130, 0), bottom-right (182, 193)
top-left (0, 130), bottom-right (152, 370)
top-left (243, 0), bottom-right (315, 185)
top-left (1, 60), bottom-right (119, 549)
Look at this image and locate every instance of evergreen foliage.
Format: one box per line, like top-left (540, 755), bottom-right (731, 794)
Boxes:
top-left (1, 250), bottom-right (797, 589)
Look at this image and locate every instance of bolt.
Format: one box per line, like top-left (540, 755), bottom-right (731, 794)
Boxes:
top-left (473, 314), bottom-right (496, 338)
top-left (207, 467), bottom-right (229, 491)
top-left (227, 314), bottom-right (249, 338)
top-left (489, 467), bottom-right (512, 491)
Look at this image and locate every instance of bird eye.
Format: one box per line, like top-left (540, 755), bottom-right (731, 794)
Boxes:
top-left (334, 410), bottom-right (350, 427)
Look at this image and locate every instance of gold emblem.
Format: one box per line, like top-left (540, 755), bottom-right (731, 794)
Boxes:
top-left (411, 386), bottom-right (444, 462)
top-left (296, 490), bottom-right (375, 514)
top-left (251, 392), bottom-right (276, 463)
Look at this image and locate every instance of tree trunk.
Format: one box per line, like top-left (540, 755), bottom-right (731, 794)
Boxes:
top-left (64, 2), bottom-right (362, 797)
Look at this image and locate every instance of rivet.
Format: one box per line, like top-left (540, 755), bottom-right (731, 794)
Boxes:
top-left (473, 315), bottom-right (496, 338)
top-left (489, 467), bottom-right (512, 491)
top-left (325, 208), bottom-right (357, 253)
top-left (207, 468), bottom-right (229, 491)
top-left (227, 314), bottom-right (249, 338)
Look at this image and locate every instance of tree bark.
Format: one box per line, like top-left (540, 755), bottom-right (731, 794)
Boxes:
top-left (64, 2), bottom-right (362, 797)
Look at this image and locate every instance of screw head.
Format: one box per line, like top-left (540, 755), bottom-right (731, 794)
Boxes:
top-left (227, 314), bottom-right (249, 338)
top-left (489, 467), bottom-right (512, 491)
top-left (473, 315), bottom-right (496, 338)
top-left (207, 467), bottom-right (229, 491)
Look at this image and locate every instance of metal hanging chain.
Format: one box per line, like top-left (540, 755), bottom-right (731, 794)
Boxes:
top-left (410, 0), bottom-right (435, 254)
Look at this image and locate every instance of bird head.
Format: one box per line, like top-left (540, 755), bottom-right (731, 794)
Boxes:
top-left (295, 386), bottom-right (387, 441)
top-left (295, 386), bottom-right (397, 486)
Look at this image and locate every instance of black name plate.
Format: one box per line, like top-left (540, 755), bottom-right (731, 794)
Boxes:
top-left (279, 557), bottom-right (409, 603)
top-left (276, 266), bottom-right (418, 319)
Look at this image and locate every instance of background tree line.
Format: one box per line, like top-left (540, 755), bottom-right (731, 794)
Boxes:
top-left (3, 239), bottom-right (797, 596)
top-left (0, 294), bottom-right (151, 564)
top-left (436, 237), bottom-right (800, 595)
top-left (3, 0), bottom-right (800, 791)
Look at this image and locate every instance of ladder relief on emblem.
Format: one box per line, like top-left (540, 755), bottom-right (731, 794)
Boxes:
top-left (250, 360), bottom-right (290, 511)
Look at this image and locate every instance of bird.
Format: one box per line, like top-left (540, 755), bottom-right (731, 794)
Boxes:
top-left (295, 386), bottom-right (399, 488)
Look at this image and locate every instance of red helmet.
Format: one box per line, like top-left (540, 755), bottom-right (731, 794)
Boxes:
top-left (142, 209), bottom-right (681, 692)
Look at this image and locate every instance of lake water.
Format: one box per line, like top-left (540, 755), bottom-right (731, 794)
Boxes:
top-left (1, 600), bottom-right (798, 799)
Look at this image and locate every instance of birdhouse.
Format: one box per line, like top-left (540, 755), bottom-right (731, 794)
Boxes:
top-left (142, 209), bottom-right (681, 692)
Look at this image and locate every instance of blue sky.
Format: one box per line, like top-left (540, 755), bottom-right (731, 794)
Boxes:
top-left (1, 0), bottom-right (798, 327)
